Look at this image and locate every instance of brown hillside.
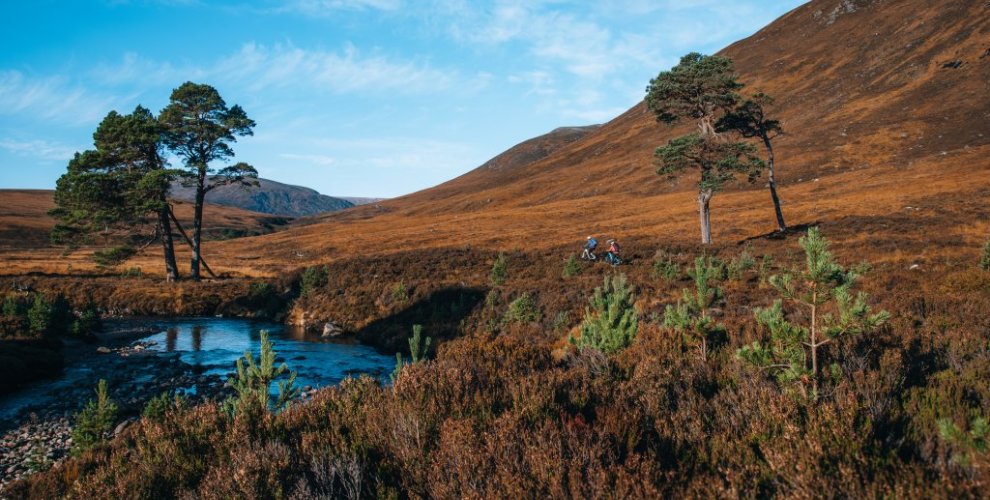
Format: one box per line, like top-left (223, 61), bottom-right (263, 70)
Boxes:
top-left (0, 189), bottom-right (292, 275)
top-left (2, 0), bottom-right (988, 280)
top-left (198, 0), bottom-right (989, 277)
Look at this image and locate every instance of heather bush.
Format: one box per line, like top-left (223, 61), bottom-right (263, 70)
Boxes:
top-left (664, 256), bottom-right (726, 360)
top-left (573, 274), bottom-right (638, 354)
top-left (71, 379), bottom-right (117, 456)
top-left (490, 253), bottom-right (508, 286)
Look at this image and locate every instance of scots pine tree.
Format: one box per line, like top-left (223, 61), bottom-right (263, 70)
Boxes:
top-left (664, 256), bottom-right (726, 361)
top-left (717, 92), bottom-right (787, 232)
top-left (646, 53), bottom-right (763, 244)
top-left (737, 227), bottom-right (890, 397)
top-left (573, 274), bottom-right (638, 354)
top-left (160, 82), bottom-right (257, 280)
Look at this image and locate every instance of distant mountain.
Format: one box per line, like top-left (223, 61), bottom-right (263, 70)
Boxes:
top-left (169, 178), bottom-right (354, 217)
top-left (339, 197), bottom-right (386, 206)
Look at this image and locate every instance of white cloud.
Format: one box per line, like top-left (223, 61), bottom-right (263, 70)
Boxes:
top-left (280, 152), bottom-right (336, 166)
top-left (0, 70), bottom-right (127, 126)
top-left (0, 138), bottom-right (79, 163)
top-left (217, 42), bottom-right (457, 94)
top-left (280, 0), bottom-right (402, 15)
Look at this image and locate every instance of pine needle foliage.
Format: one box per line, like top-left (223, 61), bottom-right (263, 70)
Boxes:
top-left (71, 379), bottom-right (118, 456)
top-left (391, 324), bottom-right (432, 383)
top-left (562, 254), bottom-right (581, 278)
top-left (226, 330), bottom-right (299, 413)
top-left (939, 416), bottom-right (989, 468)
top-left (737, 227), bottom-right (890, 397)
top-left (573, 274), bottom-right (638, 354)
top-left (490, 253), bottom-right (508, 287)
top-left (664, 256), bottom-right (726, 360)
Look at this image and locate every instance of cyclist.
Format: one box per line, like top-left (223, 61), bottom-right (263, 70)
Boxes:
top-left (582, 236), bottom-right (598, 260)
top-left (605, 239), bottom-right (621, 266)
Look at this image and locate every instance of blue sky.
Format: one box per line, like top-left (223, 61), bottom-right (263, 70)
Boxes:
top-left (0, 0), bottom-right (805, 198)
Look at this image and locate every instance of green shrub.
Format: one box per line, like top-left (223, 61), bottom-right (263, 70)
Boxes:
top-left (736, 227), bottom-right (889, 397)
top-left (225, 330), bottom-right (299, 414)
top-left (71, 304), bottom-right (101, 339)
top-left (981, 237), bottom-right (990, 271)
top-left (2, 295), bottom-right (26, 318)
top-left (71, 379), bottom-right (118, 456)
top-left (392, 324), bottom-right (431, 383)
top-left (300, 265), bottom-right (329, 296)
top-left (121, 267), bottom-right (143, 278)
top-left (573, 274), bottom-right (638, 354)
top-left (562, 254), bottom-right (581, 278)
top-left (92, 245), bottom-right (136, 268)
top-left (939, 415), bottom-right (988, 467)
top-left (142, 391), bottom-right (188, 423)
top-left (503, 293), bottom-right (541, 324)
top-left (490, 253), bottom-right (508, 286)
top-left (391, 280), bottom-right (410, 303)
top-left (758, 253), bottom-right (774, 285)
top-left (27, 294), bottom-right (52, 334)
top-left (651, 250), bottom-right (680, 281)
top-left (726, 245), bottom-right (756, 280)
top-left (664, 256), bottom-right (725, 361)
top-left (247, 282), bottom-right (283, 318)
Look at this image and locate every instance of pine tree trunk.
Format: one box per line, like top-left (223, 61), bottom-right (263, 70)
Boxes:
top-left (810, 286), bottom-right (818, 398)
top-left (190, 169), bottom-right (206, 281)
top-left (763, 136), bottom-right (786, 232)
top-left (699, 189), bottom-right (713, 245)
top-left (157, 206), bottom-right (179, 281)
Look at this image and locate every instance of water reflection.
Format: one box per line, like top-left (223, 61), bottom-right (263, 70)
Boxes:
top-left (166, 327), bottom-right (178, 352)
top-left (191, 325), bottom-right (203, 351)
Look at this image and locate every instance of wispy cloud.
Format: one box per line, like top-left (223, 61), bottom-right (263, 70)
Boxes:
top-left (0, 70), bottom-right (128, 126)
top-left (218, 42), bottom-right (457, 94)
top-left (0, 138), bottom-right (79, 163)
top-left (280, 152), bottom-right (336, 166)
top-left (278, 0), bottom-right (402, 15)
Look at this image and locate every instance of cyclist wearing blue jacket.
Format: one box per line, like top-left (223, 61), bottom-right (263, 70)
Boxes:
top-left (582, 236), bottom-right (598, 260)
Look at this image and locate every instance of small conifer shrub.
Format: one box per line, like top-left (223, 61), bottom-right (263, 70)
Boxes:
top-left (664, 256), bottom-right (726, 361)
top-left (300, 265), bottom-right (329, 296)
top-left (503, 293), bottom-right (542, 324)
top-left (652, 250), bottom-right (680, 282)
top-left (981, 237), bottom-right (990, 271)
top-left (226, 330), bottom-right (299, 413)
top-left (572, 274), bottom-right (638, 354)
top-left (71, 379), bottom-right (118, 455)
top-left (391, 324), bottom-right (431, 383)
top-left (490, 253), bottom-right (508, 286)
top-left (737, 227), bottom-right (889, 397)
top-left (562, 254), bottom-right (581, 278)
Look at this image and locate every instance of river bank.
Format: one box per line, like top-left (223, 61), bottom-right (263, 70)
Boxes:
top-left (0, 317), bottom-right (394, 490)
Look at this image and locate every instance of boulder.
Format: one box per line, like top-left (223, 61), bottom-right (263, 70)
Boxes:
top-left (96, 346), bottom-right (112, 354)
top-left (322, 322), bottom-right (343, 337)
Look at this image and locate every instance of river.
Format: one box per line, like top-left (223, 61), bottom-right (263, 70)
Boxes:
top-left (0, 317), bottom-right (396, 486)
